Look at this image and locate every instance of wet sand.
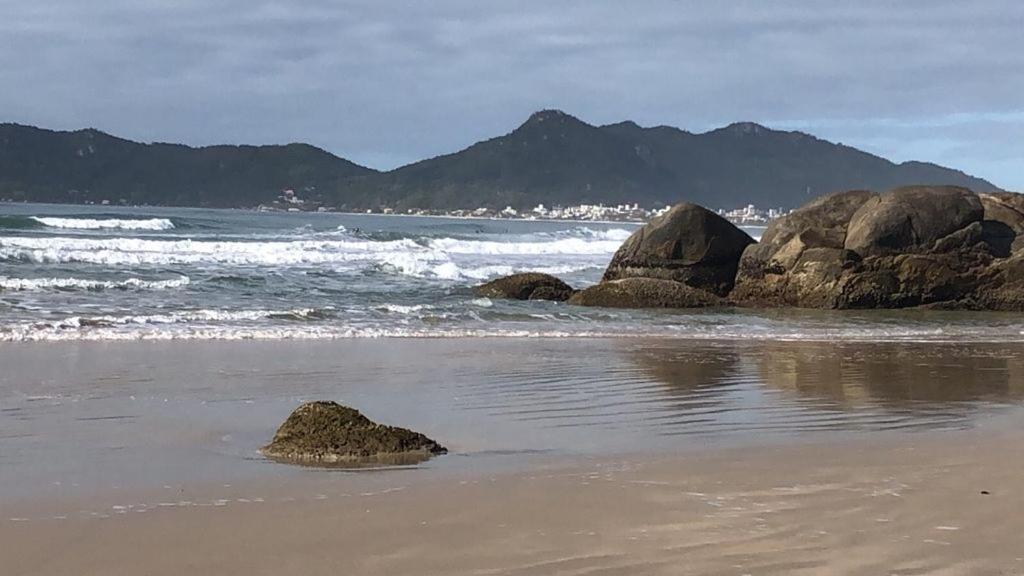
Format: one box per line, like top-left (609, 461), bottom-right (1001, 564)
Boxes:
top-left (4, 429), bottom-right (1024, 576)
top-left (3, 338), bottom-right (1024, 574)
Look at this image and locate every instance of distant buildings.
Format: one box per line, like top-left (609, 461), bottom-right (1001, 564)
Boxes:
top-left (253, 189), bottom-right (788, 224)
top-left (716, 204), bottom-right (788, 225)
top-left (369, 202), bottom-right (787, 224)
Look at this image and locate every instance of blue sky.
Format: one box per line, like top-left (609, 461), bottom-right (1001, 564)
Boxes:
top-left (2, 0), bottom-right (1021, 189)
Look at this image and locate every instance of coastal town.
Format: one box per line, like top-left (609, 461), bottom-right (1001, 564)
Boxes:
top-left (257, 189), bottom-right (789, 225)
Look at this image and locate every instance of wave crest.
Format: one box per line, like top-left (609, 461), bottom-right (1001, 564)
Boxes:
top-left (0, 275), bottom-right (190, 292)
top-left (29, 217), bottom-right (175, 231)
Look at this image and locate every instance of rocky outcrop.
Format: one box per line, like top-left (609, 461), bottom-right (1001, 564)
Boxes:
top-left (733, 185), bottom-right (1024, 309)
top-left (568, 277), bottom-right (724, 309)
top-left (602, 202), bottom-right (755, 296)
top-left (478, 187), bottom-right (1024, 311)
top-left (474, 272), bottom-right (574, 301)
top-left (844, 186), bottom-right (984, 257)
top-left (980, 192), bottom-right (1024, 253)
top-left (262, 401), bottom-right (447, 466)
top-left (732, 190), bottom-right (875, 308)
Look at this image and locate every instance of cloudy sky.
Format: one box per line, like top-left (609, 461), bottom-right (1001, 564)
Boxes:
top-left (2, 1), bottom-right (1022, 189)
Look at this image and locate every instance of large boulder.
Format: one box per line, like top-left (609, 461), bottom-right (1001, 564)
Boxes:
top-left (732, 190), bottom-right (874, 307)
top-left (980, 192), bottom-right (1024, 253)
top-left (262, 401), bottom-right (447, 466)
top-left (568, 277), bottom-right (724, 308)
top-left (602, 203), bottom-right (755, 296)
top-left (974, 253), bottom-right (1024, 310)
top-left (733, 186), bottom-right (1022, 309)
top-left (474, 272), bottom-right (574, 301)
top-left (844, 186), bottom-right (983, 257)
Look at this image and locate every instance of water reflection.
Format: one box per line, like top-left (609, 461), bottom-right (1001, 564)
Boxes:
top-left (755, 341), bottom-right (1024, 407)
top-left (623, 339), bottom-right (1024, 434)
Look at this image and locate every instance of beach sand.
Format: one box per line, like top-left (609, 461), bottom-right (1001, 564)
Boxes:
top-left (3, 338), bottom-right (1024, 575)
top-left (4, 429), bottom-right (1024, 576)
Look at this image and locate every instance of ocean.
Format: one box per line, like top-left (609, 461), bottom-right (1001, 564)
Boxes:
top-left (2, 203), bottom-right (1024, 342)
top-left (4, 202), bottom-right (1024, 511)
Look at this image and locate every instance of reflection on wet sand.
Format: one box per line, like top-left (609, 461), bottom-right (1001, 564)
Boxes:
top-left (756, 341), bottom-right (1024, 407)
top-left (625, 339), bottom-right (1024, 434)
top-left (3, 338), bottom-right (1024, 504)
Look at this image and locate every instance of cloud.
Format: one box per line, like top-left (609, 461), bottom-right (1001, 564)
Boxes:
top-left (1, 0), bottom-right (1022, 189)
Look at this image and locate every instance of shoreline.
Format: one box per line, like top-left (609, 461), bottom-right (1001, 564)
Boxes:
top-left (4, 337), bottom-right (1023, 500)
top-left (1, 199), bottom-right (772, 228)
top-left (5, 427), bottom-right (1024, 575)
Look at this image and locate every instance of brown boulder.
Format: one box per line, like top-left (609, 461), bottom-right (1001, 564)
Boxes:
top-left (474, 272), bottom-right (574, 301)
top-left (602, 202), bottom-right (754, 296)
top-left (974, 254), bottom-right (1024, 310)
top-left (844, 186), bottom-right (983, 257)
top-left (733, 190), bottom-right (872, 307)
top-left (569, 277), bottom-right (724, 309)
top-left (980, 192), bottom-right (1024, 253)
top-left (262, 401), bottom-right (447, 466)
top-left (733, 186), bottom-right (1019, 310)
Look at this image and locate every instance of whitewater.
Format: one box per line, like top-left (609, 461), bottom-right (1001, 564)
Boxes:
top-left (2, 203), bottom-right (1023, 342)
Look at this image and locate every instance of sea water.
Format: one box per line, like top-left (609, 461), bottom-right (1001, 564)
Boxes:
top-left (2, 203), bottom-right (1024, 342)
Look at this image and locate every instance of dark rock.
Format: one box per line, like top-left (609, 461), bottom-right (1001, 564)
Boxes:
top-left (602, 202), bottom-right (754, 296)
top-left (733, 185), bottom-right (1021, 310)
top-left (980, 192), bottom-right (1024, 235)
top-left (474, 272), bottom-right (574, 301)
top-left (733, 190), bottom-right (872, 307)
top-left (759, 190), bottom-right (877, 254)
top-left (980, 221), bottom-right (1017, 258)
top-left (262, 401), bottom-right (446, 466)
top-left (979, 192), bottom-right (1024, 253)
top-left (568, 277), bottom-right (724, 308)
top-left (844, 186), bottom-right (983, 257)
top-left (974, 254), bottom-right (1024, 311)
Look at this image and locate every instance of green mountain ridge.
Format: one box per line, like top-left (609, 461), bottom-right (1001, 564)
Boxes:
top-left (0, 111), bottom-right (1002, 210)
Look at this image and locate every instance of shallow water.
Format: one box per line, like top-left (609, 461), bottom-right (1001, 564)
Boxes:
top-left (6, 203), bottom-right (1024, 343)
top-left (2, 338), bottom-right (1022, 501)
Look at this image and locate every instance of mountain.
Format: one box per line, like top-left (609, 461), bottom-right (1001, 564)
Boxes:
top-left (0, 123), bottom-right (377, 207)
top-left (367, 110), bottom-right (998, 210)
top-left (0, 112), bottom-right (1002, 210)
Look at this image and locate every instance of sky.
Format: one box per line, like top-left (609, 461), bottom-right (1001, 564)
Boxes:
top-left (1, 1), bottom-right (1022, 189)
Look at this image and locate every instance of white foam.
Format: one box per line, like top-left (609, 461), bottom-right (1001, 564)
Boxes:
top-left (30, 217), bottom-right (175, 231)
top-left (3, 313), bottom-right (1024, 343)
top-left (376, 304), bottom-right (427, 314)
top-left (0, 275), bottom-right (190, 291)
top-left (427, 236), bottom-right (624, 256)
top-left (14, 308), bottom-right (328, 331)
top-left (0, 236), bottom-right (607, 281)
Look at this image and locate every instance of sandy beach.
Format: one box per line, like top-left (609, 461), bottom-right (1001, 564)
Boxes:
top-left (4, 428), bottom-right (1024, 576)
top-left (2, 338), bottom-right (1024, 575)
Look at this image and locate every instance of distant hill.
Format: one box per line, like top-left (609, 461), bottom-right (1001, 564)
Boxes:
top-left (368, 110), bottom-right (999, 210)
top-left (0, 123), bottom-right (377, 207)
top-left (0, 112), bottom-right (1001, 210)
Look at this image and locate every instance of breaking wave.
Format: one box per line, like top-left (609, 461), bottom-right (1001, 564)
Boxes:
top-left (28, 217), bottom-right (176, 231)
top-left (0, 235), bottom-right (612, 280)
top-left (4, 312), bottom-right (1024, 343)
top-left (0, 275), bottom-right (190, 292)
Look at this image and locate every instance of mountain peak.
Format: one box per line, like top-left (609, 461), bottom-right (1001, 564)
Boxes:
top-left (524, 109), bottom-right (577, 125)
top-left (722, 121), bottom-right (770, 135)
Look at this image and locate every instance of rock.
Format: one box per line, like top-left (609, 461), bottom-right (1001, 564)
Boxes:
top-left (844, 186), bottom-right (983, 257)
top-left (974, 254), bottom-right (1024, 311)
top-left (733, 190), bottom-right (872, 307)
top-left (733, 185), bottom-right (1020, 309)
top-left (980, 192), bottom-right (1024, 253)
top-left (980, 192), bottom-right (1024, 234)
top-left (602, 202), bottom-right (755, 296)
top-left (474, 272), bottom-right (574, 301)
top-left (759, 190), bottom-right (877, 254)
top-left (568, 277), bottom-right (724, 308)
top-left (262, 401), bottom-right (447, 466)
